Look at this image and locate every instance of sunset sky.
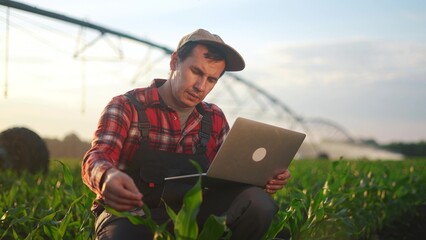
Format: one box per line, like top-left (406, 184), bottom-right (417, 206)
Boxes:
top-left (1, 0), bottom-right (425, 144)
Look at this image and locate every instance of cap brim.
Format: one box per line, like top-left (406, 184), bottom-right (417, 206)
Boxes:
top-left (195, 40), bottom-right (245, 71)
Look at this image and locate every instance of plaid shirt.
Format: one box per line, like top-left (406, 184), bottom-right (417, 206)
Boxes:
top-left (82, 79), bottom-right (230, 202)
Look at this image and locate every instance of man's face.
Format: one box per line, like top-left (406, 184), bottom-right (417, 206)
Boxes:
top-left (169, 44), bottom-right (225, 109)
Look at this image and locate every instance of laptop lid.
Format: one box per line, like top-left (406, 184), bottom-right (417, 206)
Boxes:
top-left (205, 117), bottom-right (306, 187)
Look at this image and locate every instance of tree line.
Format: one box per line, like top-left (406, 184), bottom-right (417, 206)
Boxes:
top-left (1, 126), bottom-right (425, 172)
top-left (43, 133), bottom-right (91, 160)
top-left (362, 139), bottom-right (426, 158)
top-left (45, 133), bottom-right (426, 159)
top-left (382, 141), bottom-right (426, 158)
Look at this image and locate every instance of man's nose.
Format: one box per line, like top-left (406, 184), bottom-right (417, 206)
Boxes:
top-left (194, 77), bottom-right (206, 92)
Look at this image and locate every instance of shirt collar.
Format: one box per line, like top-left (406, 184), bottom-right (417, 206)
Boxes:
top-left (143, 79), bottom-right (166, 108)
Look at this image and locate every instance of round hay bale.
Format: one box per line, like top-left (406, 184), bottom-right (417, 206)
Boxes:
top-left (0, 127), bottom-right (50, 173)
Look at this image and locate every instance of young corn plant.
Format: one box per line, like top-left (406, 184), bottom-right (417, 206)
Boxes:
top-left (0, 160), bottom-right (95, 240)
top-left (105, 160), bottom-right (230, 240)
top-left (2, 158), bottom-right (425, 239)
top-left (268, 159), bottom-right (426, 240)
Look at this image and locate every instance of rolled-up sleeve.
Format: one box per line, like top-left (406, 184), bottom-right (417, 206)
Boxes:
top-left (81, 96), bottom-right (133, 195)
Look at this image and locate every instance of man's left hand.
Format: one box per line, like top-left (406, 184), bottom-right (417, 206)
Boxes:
top-left (265, 169), bottom-right (291, 194)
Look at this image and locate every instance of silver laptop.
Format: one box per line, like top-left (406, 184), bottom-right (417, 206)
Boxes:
top-left (164, 117), bottom-right (306, 187)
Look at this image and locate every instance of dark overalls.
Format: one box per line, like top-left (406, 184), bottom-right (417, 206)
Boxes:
top-left (122, 91), bottom-right (213, 210)
top-left (94, 92), bottom-right (278, 240)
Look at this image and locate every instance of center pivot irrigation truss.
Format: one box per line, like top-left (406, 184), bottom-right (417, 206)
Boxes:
top-left (0, 0), bottom-right (356, 155)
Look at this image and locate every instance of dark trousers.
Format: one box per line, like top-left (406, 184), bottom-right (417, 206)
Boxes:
top-left (95, 185), bottom-right (278, 240)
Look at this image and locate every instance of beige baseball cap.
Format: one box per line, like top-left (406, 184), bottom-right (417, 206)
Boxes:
top-left (177, 29), bottom-right (245, 71)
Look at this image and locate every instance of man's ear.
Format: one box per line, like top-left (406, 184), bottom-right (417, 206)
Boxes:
top-left (170, 52), bottom-right (178, 71)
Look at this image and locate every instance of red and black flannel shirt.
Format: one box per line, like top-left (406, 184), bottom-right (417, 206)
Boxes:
top-left (81, 79), bottom-right (229, 208)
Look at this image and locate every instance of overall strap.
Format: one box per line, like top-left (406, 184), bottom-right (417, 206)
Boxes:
top-left (124, 92), bottom-right (150, 142)
top-left (195, 103), bottom-right (212, 155)
top-left (125, 90), bottom-right (212, 154)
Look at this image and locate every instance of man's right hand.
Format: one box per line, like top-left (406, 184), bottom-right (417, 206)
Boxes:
top-left (100, 168), bottom-right (143, 211)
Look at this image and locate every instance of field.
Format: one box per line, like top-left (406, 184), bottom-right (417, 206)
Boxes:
top-left (1, 158), bottom-right (425, 239)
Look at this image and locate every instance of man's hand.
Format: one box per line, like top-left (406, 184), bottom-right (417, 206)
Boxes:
top-left (101, 168), bottom-right (143, 211)
top-left (265, 169), bottom-right (291, 194)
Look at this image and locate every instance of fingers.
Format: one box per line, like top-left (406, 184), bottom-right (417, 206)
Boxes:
top-left (277, 169), bottom-right (291, 180)
top-left (103, 186), bottom-right (143, 211)
top-left (265, 179), bottom-right (286, 194)
top-left (122, 175), bottom-right (142, 197)
top-left (269, 178), bottom-right (289, 186)
top-left (101, 169), bottom-right (143, 211)
top-left (265, 169), bottom-right (292, 194)
top-left (103, 198), bottom-right (142, 211)
top-left (265, 184), bottom-right (283, 194)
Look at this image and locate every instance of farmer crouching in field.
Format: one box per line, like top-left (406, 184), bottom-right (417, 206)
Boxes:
top-left (81, 29), bottom-right (291, 239)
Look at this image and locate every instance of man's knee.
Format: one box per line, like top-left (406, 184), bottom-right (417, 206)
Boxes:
top-left (242, 187), bottom-right (278, 219)
top-left (95, 211), bottom-right (152, 240)
top-left (227, 186), bottom-right (278, 225)
top-left (225, 187), bottom-right (278, 240)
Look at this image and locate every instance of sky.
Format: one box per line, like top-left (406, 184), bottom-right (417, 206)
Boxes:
top-left (0, 0), bottom-right (425, 144)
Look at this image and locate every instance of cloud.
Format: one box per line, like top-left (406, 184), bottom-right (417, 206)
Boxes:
top-left (235, 39), bottom-right (426, 143)
top-left (253, 39), bottom-right (426, 86)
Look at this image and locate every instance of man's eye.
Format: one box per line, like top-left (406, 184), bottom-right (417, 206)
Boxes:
top-left (192, 68), bottom-right (203, 75)
top-left (208, 78), bottom-right (218, 84)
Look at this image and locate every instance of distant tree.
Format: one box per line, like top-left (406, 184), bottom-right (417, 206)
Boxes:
top-left (383, 141), bottom-right (426, 157)
top-left (361, 139), bottom-right (380, 147)
top-left (44, 133), bottom-right (91, 159)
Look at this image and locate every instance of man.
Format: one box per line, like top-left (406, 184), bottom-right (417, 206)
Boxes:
top-left (82, 29), bottom-right (291, 239)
